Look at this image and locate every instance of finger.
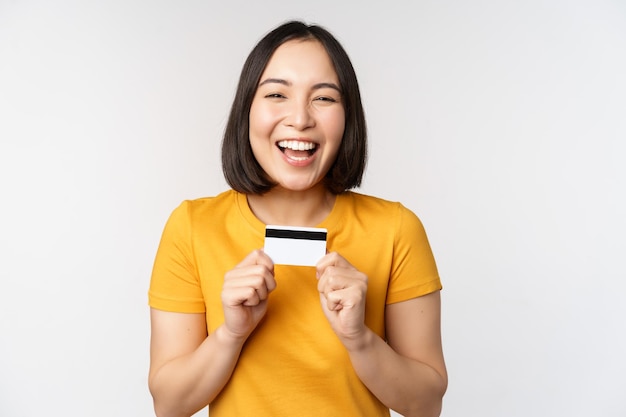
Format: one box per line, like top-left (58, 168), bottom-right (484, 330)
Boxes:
top-left (320, 291), bottom-right (342, 312)
top-left (317, 266), bottom-right (346, 293)
top-left (323, 287), bottom-right (365, 311)
top-left (236, 248), bottom-right (274, 267)
top-left (222, 285), bottom-right (262, 307)
top-left (317, 266), bottom-right (367, 294)
top-left (224, 274), bottom-right (270, 300)
top-left (316, 251), bottom-right (355, 277)
top-left (245, 250), bottom-right (276, 292)
top-left (228, 251), bottom-right (276, 293)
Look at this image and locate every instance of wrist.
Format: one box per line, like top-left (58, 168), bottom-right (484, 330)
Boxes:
top-left (215, 324), bottom-right (248, 349)
top-left (342, 327), bottom-right (376, 353)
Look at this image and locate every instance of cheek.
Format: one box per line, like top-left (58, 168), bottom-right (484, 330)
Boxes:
top-left (249, 98), bottom-right (277, 129)
top-left (249, 105), bottom-right (267, 136)
top-left (324, 110), bottom-right (346, 143)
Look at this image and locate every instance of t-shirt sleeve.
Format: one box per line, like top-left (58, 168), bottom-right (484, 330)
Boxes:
top-left (386, 204), bottom-right (442, 304)
top-left (148, 201), bottom-right (206, 313)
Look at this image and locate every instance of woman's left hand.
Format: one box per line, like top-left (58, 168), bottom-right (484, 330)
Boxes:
top-left (316, 252), bottom-right (368, 350)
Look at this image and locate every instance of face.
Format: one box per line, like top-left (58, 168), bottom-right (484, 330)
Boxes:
top-left (249, 39), bottom-right (345, 193)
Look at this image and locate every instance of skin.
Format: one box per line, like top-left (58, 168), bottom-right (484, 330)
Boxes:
top-left (149, 39), bottom-right (447, 417)
top-left (247, 39), bottom-right (345, 227)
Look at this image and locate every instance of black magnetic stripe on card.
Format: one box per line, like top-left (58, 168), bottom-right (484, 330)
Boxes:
top-left (265, 229), bottom-right (327, 241)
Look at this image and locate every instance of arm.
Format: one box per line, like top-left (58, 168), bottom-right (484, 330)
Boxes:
top-left (148, 310), bottom-right (245, 417)
top-left (349, 293), bottom-right (447, 417)
top-left (149, 250), bottom-right (276, 417)
top-left (317, 253), bottom-right (447, 417)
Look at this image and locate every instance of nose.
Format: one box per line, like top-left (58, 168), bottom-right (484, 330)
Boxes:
top-left (285, 99), bottom-right (315, 130)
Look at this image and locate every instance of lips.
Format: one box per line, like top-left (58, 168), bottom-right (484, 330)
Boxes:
top-left (276, 139), bottom-right (319, 161)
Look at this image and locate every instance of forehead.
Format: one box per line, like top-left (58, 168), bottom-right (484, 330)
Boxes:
top-left (260, 39), bottom-right (338, 82)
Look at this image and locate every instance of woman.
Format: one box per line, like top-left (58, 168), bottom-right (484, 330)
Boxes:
top-left (148, 20), bottom-right (447, 417)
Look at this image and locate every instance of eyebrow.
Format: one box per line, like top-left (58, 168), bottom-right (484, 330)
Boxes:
top-left (258, 78), bottom-right (342, 93)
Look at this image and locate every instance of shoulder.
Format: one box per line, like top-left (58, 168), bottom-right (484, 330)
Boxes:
top-left (159, 190), bottom-right (243, 237)
top-left (341, 191), bottom-right (399, 210)
top-left (339, 192), bottom-right (429, 247)
top-left (341, 191), bottom-right (418, 223)
top-left (180, 189), bottom-right (238, 210)
top-left (172, 189), bottom-right (240, 220)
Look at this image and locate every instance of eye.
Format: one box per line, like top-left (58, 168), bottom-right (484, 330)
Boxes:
top-left (314, 96), bottom-right (337, 103)
top-left (265, 93), bottom-right (286, 99)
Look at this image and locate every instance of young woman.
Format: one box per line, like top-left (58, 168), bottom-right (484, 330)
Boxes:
top-left (148, 21), bottom-right (447, 417)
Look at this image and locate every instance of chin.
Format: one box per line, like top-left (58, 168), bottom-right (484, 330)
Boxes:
top-left (275, 179), bottom-right (323, 192)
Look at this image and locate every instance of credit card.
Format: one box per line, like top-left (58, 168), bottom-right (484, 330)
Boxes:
top-left (264, 225), bottom-right (327, 266)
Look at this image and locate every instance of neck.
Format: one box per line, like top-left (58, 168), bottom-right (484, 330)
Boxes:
top-left (246, 184), bottom-right (336, 227)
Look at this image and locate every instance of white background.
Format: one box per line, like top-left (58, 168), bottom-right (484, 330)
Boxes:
top-left (1, 1), bottom-right (625, 416)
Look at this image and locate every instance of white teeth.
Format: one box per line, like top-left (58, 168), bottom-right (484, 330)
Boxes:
top-left (277, 140), bottom-right (316, 151)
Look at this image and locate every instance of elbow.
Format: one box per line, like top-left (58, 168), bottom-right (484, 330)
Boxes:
top-left (151, 402), bottom-right (167, 417)
top-left (149, 378), bottom-right (203, 417)
top-left (424, 373), bottom-right (447, 417)
top-left (400, 377), bottom-right (447, 417)
top-left (152, 398), bottom-right (204, 417)
top-left (148, 377), bottom-right (164, 417)
top-left (148, 377), bottom-right (178, 417)
top-left (421, 367), bottom-right (448, 416)
top-left (399, 398), bottom-right (444, 417)
top-left (151, 396), bottom-right (182, 417)
top-left (149, 389), bottom-right (168, 417)
top-left (152, 405), bottom-right (178, 417)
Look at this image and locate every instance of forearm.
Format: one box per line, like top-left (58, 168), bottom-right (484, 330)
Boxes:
top-left (347, 329), bottom-right (447, 417)
top-left (149, 325), bottom-right (245, 417)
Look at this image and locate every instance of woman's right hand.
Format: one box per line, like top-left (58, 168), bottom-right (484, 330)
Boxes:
top-left (221, 249), bottom-right (276, 341)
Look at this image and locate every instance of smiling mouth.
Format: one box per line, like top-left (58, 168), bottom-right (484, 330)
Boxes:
top-left (277, 140), bottom-right (319, 160)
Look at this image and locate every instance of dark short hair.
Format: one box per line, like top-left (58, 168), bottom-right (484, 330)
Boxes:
top-left (221, 20), bottom-right (367, 195)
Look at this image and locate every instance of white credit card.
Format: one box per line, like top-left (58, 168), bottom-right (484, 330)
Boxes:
top-left (264, 225), bottom-right (327, 266)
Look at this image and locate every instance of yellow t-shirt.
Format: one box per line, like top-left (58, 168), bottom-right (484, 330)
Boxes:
top-left (149, 190), bottom-right (441, 416)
